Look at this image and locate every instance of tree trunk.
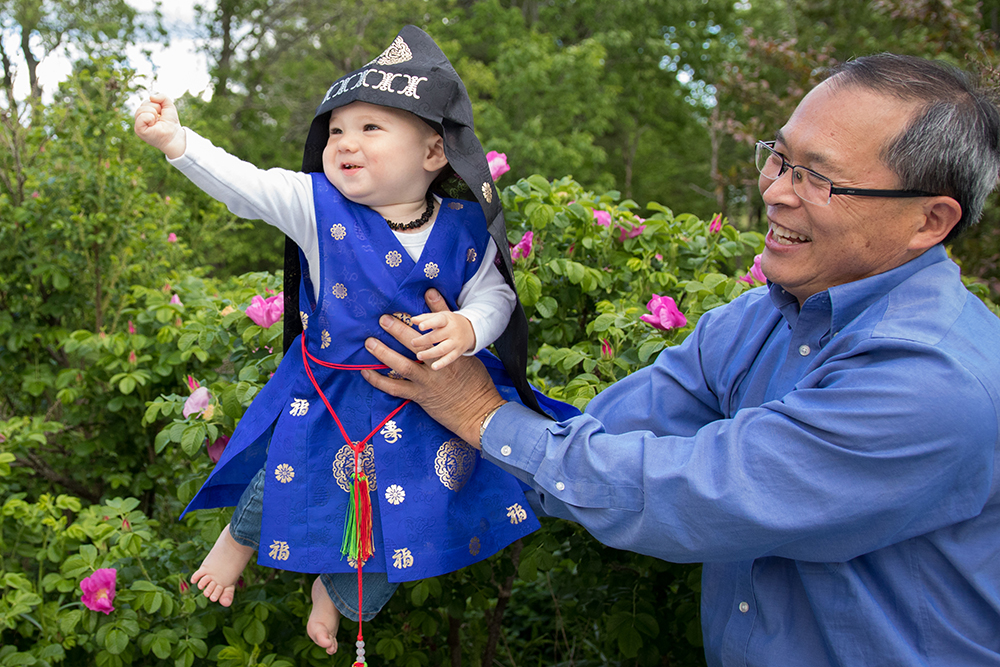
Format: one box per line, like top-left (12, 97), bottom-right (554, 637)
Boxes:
top-left (482, 538), bottom-right (524, 666)
top-left (448, 614), bottom-right (462, 667)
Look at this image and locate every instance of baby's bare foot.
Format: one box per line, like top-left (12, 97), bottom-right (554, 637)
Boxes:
top-left (306, 576), bottom-right (340, 655)
top-left (190, 524), bottom-right (255, 607)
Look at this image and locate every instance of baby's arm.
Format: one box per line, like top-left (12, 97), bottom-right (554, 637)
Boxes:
top-left (411, 240), bottom-right (515, 370)
top-left (133, 94), bottom-right (318, 279)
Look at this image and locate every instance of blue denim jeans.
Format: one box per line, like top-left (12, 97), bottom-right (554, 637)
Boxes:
top-left (230, 468), bottom-right (399, 621)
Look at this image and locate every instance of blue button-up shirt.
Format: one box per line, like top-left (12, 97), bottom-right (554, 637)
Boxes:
top-left (483, 245), bottom-right (1000, 666)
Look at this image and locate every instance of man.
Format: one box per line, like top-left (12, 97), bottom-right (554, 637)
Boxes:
top-left (361, 54), bottom-right (1000, 665)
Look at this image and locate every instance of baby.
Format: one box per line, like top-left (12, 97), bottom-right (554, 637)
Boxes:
top-left (134, 25), bottom-right (566, 658)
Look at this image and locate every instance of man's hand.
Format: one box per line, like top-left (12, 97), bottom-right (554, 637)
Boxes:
top-left (133, 93), bottom-right (186, 159)
top-left (410, 310), bottom-right (476, 370)
top-left (362, 289), bottom-right (505, 447)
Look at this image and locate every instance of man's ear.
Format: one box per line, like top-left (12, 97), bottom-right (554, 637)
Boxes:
top-left (909, 196), bottom-right (963, 250)
top-left (425, 135), bottom-right (448, 172)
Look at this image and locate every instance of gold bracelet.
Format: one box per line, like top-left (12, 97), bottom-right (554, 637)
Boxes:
top-left (479, 402), bottom-right (506, 440)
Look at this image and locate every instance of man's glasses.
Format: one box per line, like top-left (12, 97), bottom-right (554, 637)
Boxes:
top-left (754, 140), bottom-right (942, 206)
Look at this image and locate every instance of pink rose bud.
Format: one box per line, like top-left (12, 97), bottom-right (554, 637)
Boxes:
top-left (709, 213), bottom-right (723, 233)
top-left (207, 434), bottom-right (230, 463)
top-left (127, 320), bottom-right (135, 335)
top-left (640, 294), bottom-right (687, 331)
top-left (187, 375), bottom-right (200, 392)
top-left (511, 231), bottom-right (534, 262)
top-left (600, 339), bottom-right (613, 359)
top-left (170, 294), bottom-right (182, 306)
top-left (128, 350), bottom-right (137, 364)
top-left (486, 150), bottom-right (510, 181)
top-left (182, 387), bottom-right (211, 418)
top-left (245, 293), bottom-right (284, 329)
top-left (167, 233), bottom-right (178, 243)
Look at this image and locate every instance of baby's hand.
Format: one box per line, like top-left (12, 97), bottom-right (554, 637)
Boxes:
top-left (410, 311), bottom-right (476, 370)
top-left (133, 93), bottom-right (186, 159)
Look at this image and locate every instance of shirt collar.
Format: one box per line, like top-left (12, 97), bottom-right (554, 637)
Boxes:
top-left (767, 244), bottom-right (950, 332)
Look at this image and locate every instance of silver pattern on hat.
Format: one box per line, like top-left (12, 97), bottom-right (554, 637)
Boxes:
top-left (376, 36), bottom-right (413, 65)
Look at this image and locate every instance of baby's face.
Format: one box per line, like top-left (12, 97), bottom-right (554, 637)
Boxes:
top-left (322, 101), bottom-right (442, 208)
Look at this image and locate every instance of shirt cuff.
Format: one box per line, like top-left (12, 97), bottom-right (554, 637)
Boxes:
top-left (480, 402), bottom-right (551, 484)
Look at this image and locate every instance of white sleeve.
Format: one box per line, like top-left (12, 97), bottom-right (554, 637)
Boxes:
top-left (166, 128), bottom-right (321, 295)
top-left (455, 239), bottom-right (517, 354)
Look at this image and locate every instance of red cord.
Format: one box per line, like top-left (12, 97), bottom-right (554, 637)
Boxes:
top-left (300, 334), bottom-right (410, 649)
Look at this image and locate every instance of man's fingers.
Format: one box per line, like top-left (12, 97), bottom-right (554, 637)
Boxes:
top-left (424, 288), bottom-right (452, 314)
top-left (376, 314), bottom-right (423, 354)
top-left (361, 367), bottom-right (416, 400)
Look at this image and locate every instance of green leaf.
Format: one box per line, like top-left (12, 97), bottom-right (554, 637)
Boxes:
top-left (535, 296), bottom-right (558, 319)
top-left (180, 423), bottom-right (207, 457)
top-left (591, 313), bottom-right (617, 333)
top-left (513, 271), bottom-right (542, 307)
top-left (244, 617), bottom-right (266, 645)
top-left (105, 627), bottom-right (129, 655)
top-left (617, 625), bottom-right (642, 658)
top-left (154, 428), bottom-right (171, 454)
top-left (411, 581), bottom-right (429, 606)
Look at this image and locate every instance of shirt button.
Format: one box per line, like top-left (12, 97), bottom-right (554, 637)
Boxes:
top-left (739, 601), bottom-right (750, 613)
top-left (555, 481), bottom-right (565, 491)
top-left (798, 344), bottom-right (811, 356)
top-left (500, 445), bottom-right (512, 457)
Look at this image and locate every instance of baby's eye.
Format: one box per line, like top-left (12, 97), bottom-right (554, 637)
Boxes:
top-left (364, 124), bottom-right (380, 131)
top-left (329, 127), bottom-right (342, 135)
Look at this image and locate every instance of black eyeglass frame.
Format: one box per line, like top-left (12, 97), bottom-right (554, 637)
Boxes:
top-left (755, 140), bottom-right (943, 205)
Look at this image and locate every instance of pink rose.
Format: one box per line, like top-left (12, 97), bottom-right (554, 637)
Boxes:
top-left (511, 231), bottom-right (534, 262)
top-left (709, 213), bottom-right (723, 233)
top-left (750, 254), bottom-right (766, 284)
top-left (183, 386), bottom-right (211, 418)
top-left (655, 253), bottom-right (663, 262)
top-left (593, 210), bottom-right (612, 227)
top-left (80, 568), bottom-right (117, 614)
top-left (640, 294), bottom-right (687, 331)
top-left (245, 292), bottom-right (284, 328)
top-left (207, 434), bottom-right (229, 463)
top-left (617, 224), bottom-right (646, 242)
top-left (486, 151), bottom-right (510, 181)
top-left (170, 294), bottom-right (182, 306)
top-left (167, 233), bottom-right (178, 243)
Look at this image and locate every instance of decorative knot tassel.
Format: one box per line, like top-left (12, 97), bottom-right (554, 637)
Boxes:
top-left (340, 470), bottom-right (375, 563)
top-left (355, 473), bottom-right (374, 561)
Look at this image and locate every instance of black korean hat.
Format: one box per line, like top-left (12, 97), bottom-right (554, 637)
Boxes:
top-left (284, 25), bottom-right (540, 412)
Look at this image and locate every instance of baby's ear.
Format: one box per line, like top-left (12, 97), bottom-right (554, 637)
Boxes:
top-left (425, 135), bottom-right (448, 172)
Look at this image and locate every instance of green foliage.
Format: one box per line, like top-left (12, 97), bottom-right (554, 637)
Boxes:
top-left (501, 174), bottom-right (763, 408)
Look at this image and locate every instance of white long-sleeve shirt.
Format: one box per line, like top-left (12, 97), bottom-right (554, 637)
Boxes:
top-left (168, 128), bottom-right (516, 353)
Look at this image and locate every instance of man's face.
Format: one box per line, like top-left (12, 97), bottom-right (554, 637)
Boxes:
top-left (322, 101), bottom-right (441, 208)
top-left (758, 80), bottom-right (931, 303)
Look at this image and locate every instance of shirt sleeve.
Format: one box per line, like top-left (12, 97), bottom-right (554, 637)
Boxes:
top-left (167, 128), bottom-right (320, 291)
top-left (481, 325), bottom-right (997, 565)
top-left (454, 239), bottom-right (516, 354)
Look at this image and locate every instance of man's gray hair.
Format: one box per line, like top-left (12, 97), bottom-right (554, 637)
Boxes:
top-left (830, 53), bottom-right (1000, 242)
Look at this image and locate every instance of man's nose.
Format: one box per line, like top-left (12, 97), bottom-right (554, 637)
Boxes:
top-left (759, 167), bottom-right (799, 207)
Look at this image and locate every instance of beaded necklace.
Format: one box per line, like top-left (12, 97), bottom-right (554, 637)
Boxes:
top-left (383, 192), bottom-right (435, 231)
